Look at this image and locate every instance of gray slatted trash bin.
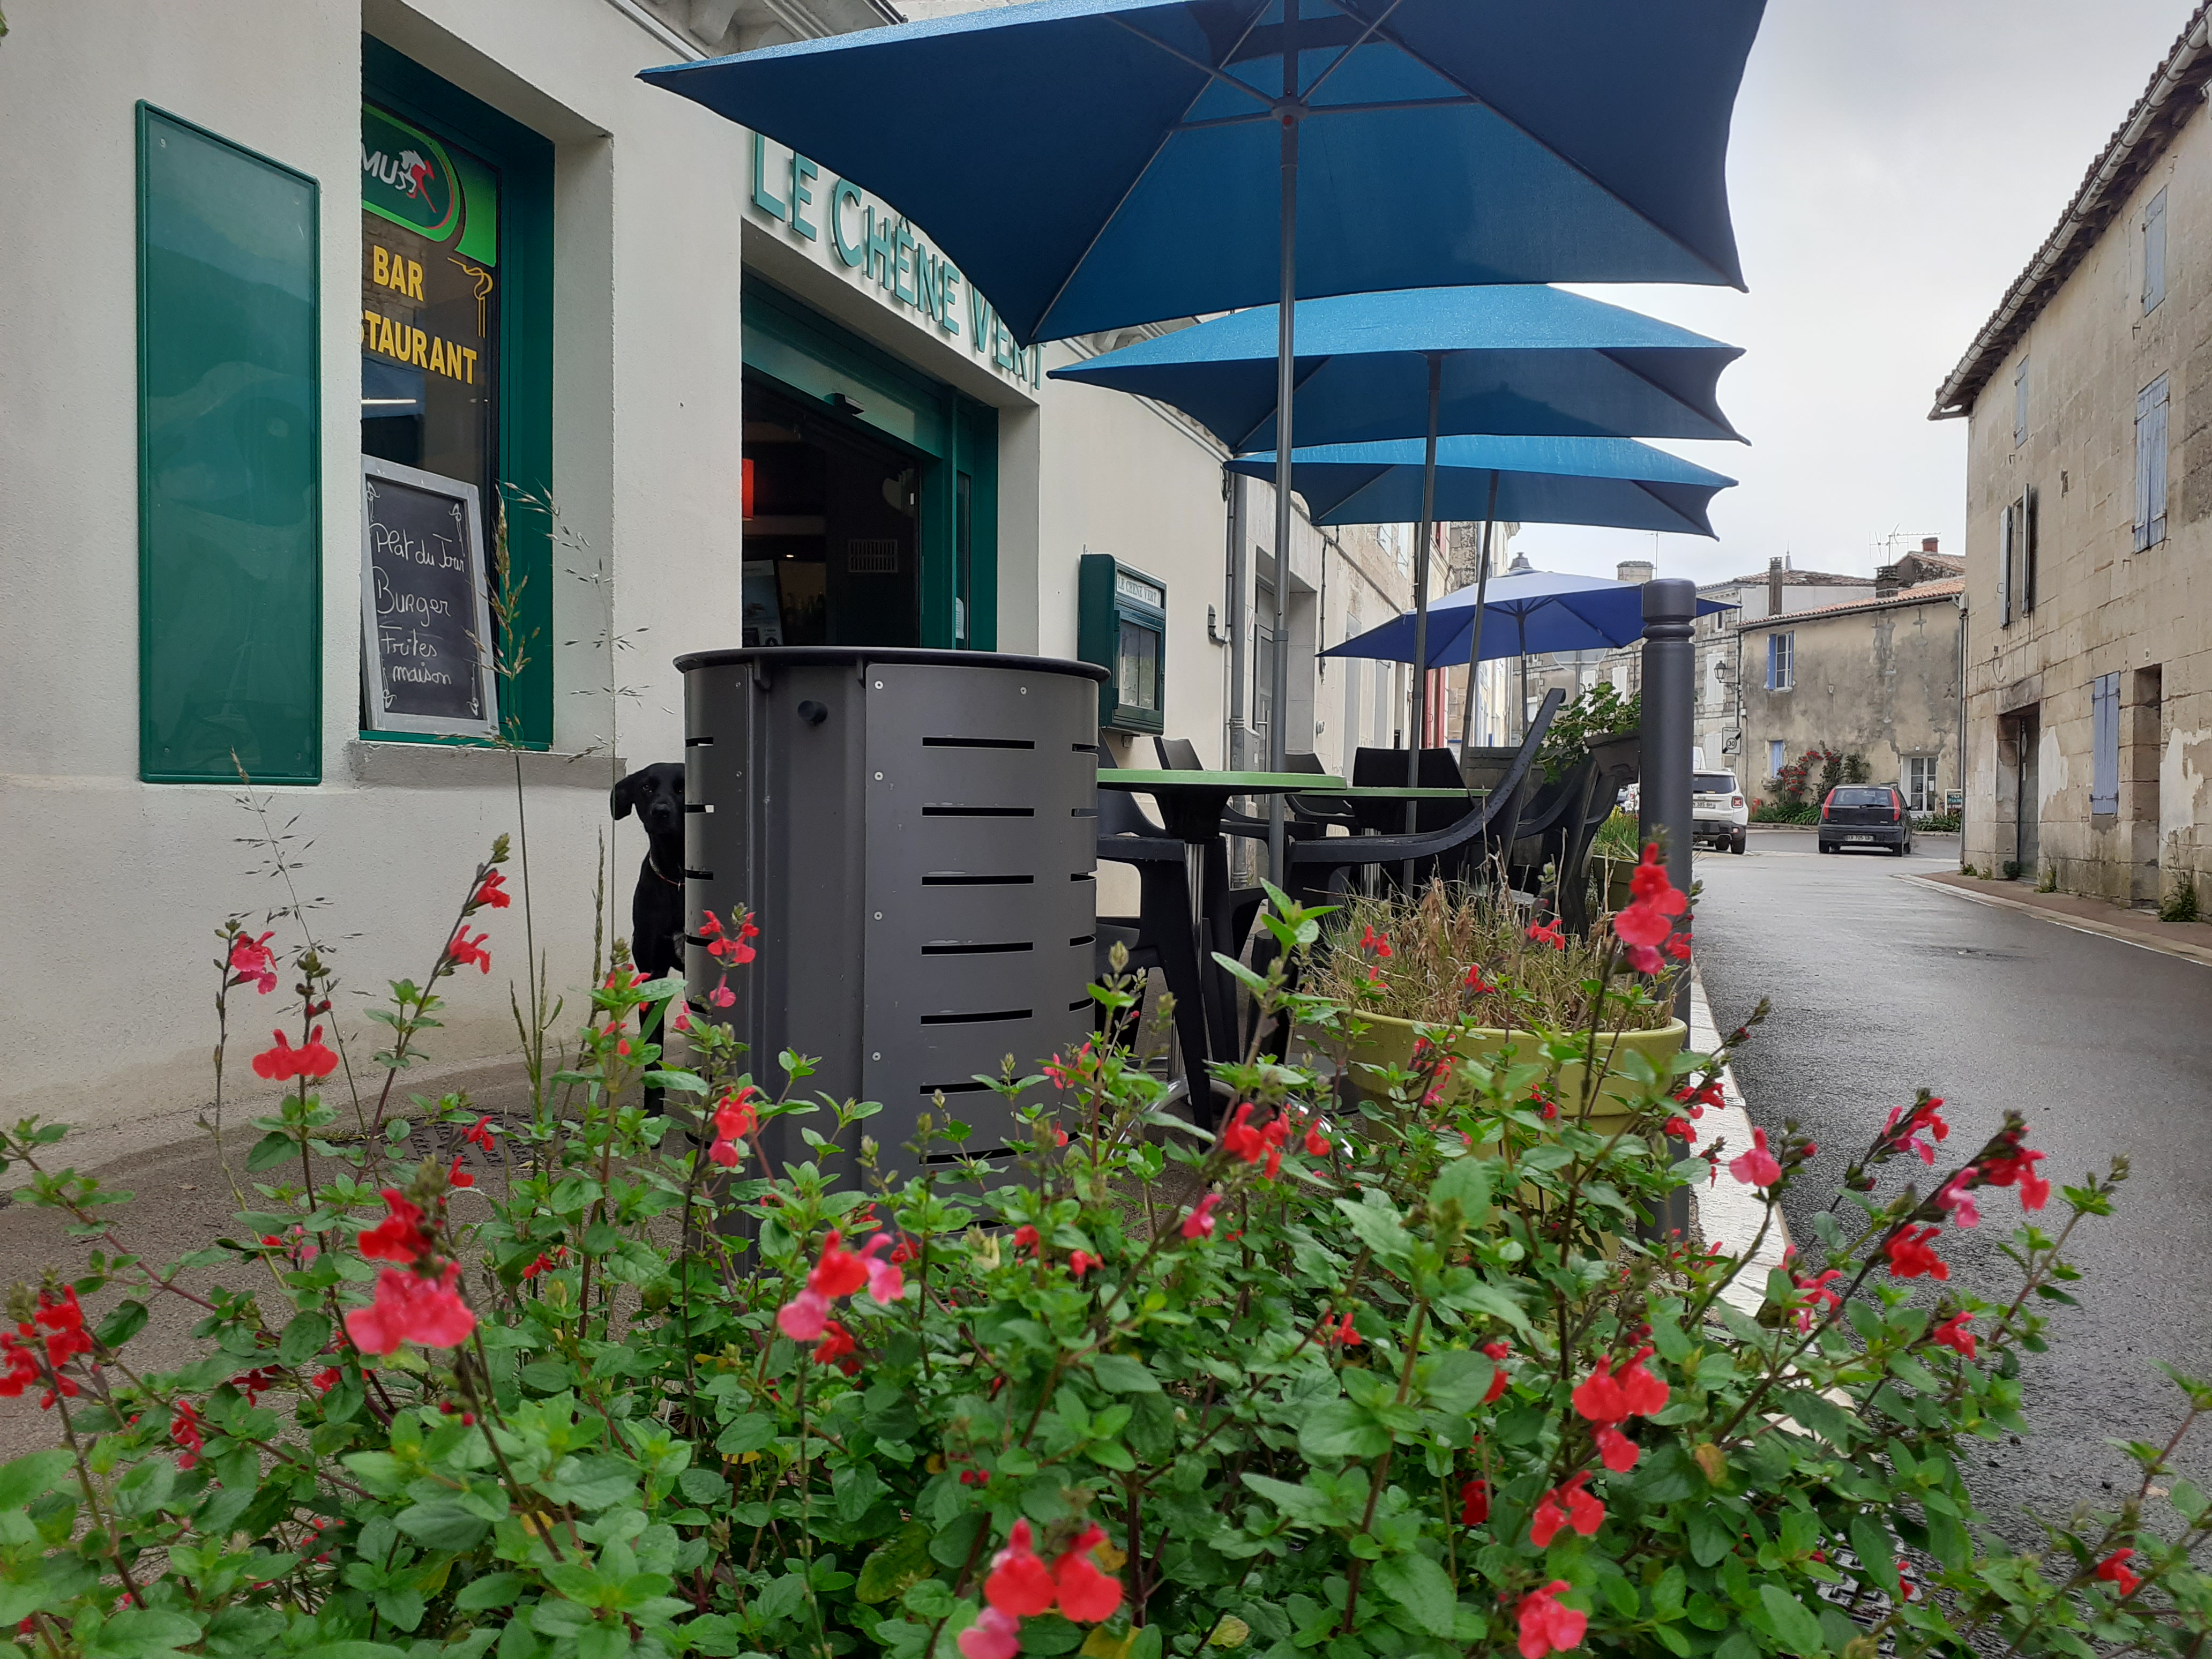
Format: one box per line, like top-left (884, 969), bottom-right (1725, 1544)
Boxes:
top-left (676, 647), bottom-right (1106, 1179)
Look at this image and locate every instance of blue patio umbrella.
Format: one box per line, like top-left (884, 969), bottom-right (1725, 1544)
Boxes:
top-left (1234, 435), bottom-right (1735, 742)
top-left (1065, 291), bottom-right (1745, 769)
top-left (1321, 565), bottom-right (1736, 669)
top-left (1049, 286), bottom-right (1745, 455)
top-left (642, 0), bottom-right (1765, 862)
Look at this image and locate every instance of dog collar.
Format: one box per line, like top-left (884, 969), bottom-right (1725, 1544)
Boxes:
top-left (646, 854), bottom-right (682, 887)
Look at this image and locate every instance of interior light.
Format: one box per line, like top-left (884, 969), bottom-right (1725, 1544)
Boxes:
top-left (361, 397), bottom-right (416, 407)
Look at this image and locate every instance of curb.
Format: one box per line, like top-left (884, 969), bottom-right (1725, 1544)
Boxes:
top-left (1901, 873), bottom-right (2212, 970)
top-left (1686, 968), bottom-right (1790, 1318)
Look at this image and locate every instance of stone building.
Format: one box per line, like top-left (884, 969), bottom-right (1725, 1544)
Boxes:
top-left (1735, 574), bottom-right (1966, 814)
top-left (1934, 4), bottom-right (2212, 902)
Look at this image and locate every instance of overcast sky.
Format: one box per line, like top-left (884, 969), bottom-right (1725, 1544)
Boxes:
top-left (1512, 0), bottom-right (2199, 588)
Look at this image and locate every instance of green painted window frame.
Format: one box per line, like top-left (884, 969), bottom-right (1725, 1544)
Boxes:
top-left (362, 37), bottom-right (555, 750)
top-left (742, 273), bottom-right (998, 651)
top-left (137, 102), bottom-right (323, 784)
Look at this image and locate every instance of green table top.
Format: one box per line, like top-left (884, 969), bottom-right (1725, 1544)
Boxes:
top-left (1097, 769), bottom-right (1350, 791)
top-left (1301, 784), bottom-right (1485, 801)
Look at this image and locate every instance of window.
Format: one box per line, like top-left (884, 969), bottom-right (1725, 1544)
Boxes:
top-left (1768, 739), bottom-right (1785, 775)
top-left (139, 104), bottom-right (322, 784)
top-left (2136, 373), bottom-right (2169, 551)
top-left (1906, 756), bottom-right (1938, 813)
top-left (2013, 356), bottom-right (2029, 448)
top-left (1765, 631), bottom-right (1794, 691)
top-left (2091, 671), bottom-right (2121, 814)
top-left (360, 41), bottom-right (554, 746)
top-left (2144, 187), bottom-right (2168, 314)
top-left (2000, 488), bottom-right (2038, 625)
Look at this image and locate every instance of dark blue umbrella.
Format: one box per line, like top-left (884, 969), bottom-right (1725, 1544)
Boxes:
top-left (1049, 285), bottom-right (1744, 454)
top-left (1236, 435), bottom-right (1735, 743)
top-left (1321, 565), bottom-right (1736, 668)
top-left (642, 2), bottom-right (1765, 344)
top-left (642, 0), bottom-right (1765, 858)
top-left (1228, 435), bottom-right (1736, 535)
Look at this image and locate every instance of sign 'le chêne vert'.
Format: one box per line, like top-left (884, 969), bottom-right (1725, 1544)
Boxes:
top-left (746, 132), bottom-right (1043, 390)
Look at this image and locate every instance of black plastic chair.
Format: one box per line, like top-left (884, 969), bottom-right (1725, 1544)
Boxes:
top-left (1558, 733), bottom-right (1642, 938)
top-left (1153, 736), bottom-right (1204, 770)
top-left (1281, 690), bottom-right (1565, 910)
top-left (1092, 781), bottom-right (1218, 1120)
top-left (1506, 756), bottom-right (1597, 899)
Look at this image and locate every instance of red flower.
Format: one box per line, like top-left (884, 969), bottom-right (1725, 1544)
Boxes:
top-left (1530, 1471), bottom-right (1603, 1547)
top-left (1304, 1124), bottom-right (1332, 1156)
top-left (1727, 1126), bottom-right (1782, 1188)
top-left (1319, 1312), bottom-right (1361, 1347)
top-left (446, 1157), bottom-right (474, 1190)
top-left (447, 928), bottom-right (492, 974)
top-left (228, 930), bottom-right (278, 995)
top-left (1793, 1267), bottom-right (1844, 1331)
top-left (252, 1027), bottom-right (339, 1083)
top-left (706, 983), bottom-right (736, 1009)
top-left (344, 1261), bottom-right (476, 1355)
top-left (460, 1116), bottom-right (497, 1153)
top-left (471, 870), bottom-right (512, 910)
top-left (1459, 1477), bottom-right (1490, 1525)
top-left (1662, 1116), bottom-right (1697, 1142)
top-left (813, 1321), bottom-right (855, 1366)
top-left (2095, 1548), bottom-right (2141, 1595)
top-left (1885, 1224), bottom-right (1949, 1281)
top-left (1180, 1193), bottom-right (1223, 1240)
top-left (1465, 962), bottom-right (1497, 993)
top-left (808, 1230), bottom-right (870, 1299)
top-left (1527, 920), bottom-right (1566, 950)
top-left (1515, 1580), bottom-right (1588, 1659)
top-left (1482, 1341), bottom-right (1511, 1404)
top-left (1068, 1250), bottom-right (1096, 1278)
top-left (1358, 924), bottom-right (1393, 958)
top-left (1051, 1525), bottom-right (1124, 1621)
top-left (983, 1518), bottom-right (1057, 1616)
top-left (310, 1367), bottom-right (342, 1393)
top-left (1571, 1359), bottom-right (1630, 1425)
top-left (0, 1329), bottom-right (41, 1401)
top-left (1594, 1425), bottom-right (1639, 1471)
top-left (1616, 1349), bottom-right (1669, 1416)
top-left (357, 1192), bottom-right (430, 1265)
top-left (1012, 1224), bottom-right (1041, 1252)
top-left (170, 1400), bottom-right (204, 1470)
top-left (958, 1608), bottom-right (1021, 1659)
top-left (1935, 1169), bottom-right (1981, 1229)
top-left (1932, 1310), bottom-right (1977, 1359)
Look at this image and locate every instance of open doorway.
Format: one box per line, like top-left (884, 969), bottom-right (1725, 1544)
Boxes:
top-left (1999, 706), bottom-right (2040, 877)
top-left (741, 381), bottom-right (921, 648)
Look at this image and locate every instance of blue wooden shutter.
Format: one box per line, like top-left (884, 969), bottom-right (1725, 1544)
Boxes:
top-left (2144, 188), bottom-right (2168, 313)
top-left (1999, 500), bottom-right (2013, 624)
top-left (1765, 633), bottom-right (1776, 690)
top-left (2136, 376), bottom-right (2169, 550)
top-left (2091, 672), bottom-right (2120, 814)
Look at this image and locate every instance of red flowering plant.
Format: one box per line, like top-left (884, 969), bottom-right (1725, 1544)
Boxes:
top-left (2, 837), bottom-right (2209, 1659)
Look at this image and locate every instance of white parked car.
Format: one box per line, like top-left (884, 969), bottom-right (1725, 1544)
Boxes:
top-left (1693, 769), bottom-right (1748, 854)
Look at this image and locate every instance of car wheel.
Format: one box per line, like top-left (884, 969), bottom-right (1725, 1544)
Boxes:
top-left (1731, 832), bottom-right (1746, 854)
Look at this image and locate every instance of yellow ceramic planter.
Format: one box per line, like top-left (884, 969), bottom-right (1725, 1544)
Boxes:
top-left (1342, 1012), bottom-right (1688, 1129)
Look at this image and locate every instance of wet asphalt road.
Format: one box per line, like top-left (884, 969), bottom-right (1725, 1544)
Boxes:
top-left (1695, 828), bottom-right (2212, 1542)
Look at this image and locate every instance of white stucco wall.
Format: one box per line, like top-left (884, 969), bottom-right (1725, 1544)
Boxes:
top-left (0, 0), bottom-right (750, 1138)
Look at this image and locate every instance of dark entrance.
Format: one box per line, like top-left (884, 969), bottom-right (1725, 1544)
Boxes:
top-left (742, 382), bottom-right (921, 648)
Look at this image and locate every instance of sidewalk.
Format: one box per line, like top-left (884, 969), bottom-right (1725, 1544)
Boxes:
top-left (1907, 870), bottom-right (2212, 968)
top-left (1685, 969), bottom-right (1790, 1318)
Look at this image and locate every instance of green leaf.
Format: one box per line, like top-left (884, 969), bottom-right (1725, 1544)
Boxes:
top-left (277, 1311), bottom-right (333, 1367)
top-left (1426, 1155), bottom-right (1491, 1224)
top-left (85, 1608), bottom-right (205, 1658)
top-left (1418, 1350), bottom-right (1499, 1415)
top-left (94, 1299), bottom-right (148, 1351)
top-left (397, 1501), bottom-right (491, 1552)
top-left (1628, 1441), bottom-right (1700, 1505)
top-left (1372, 1552), bottom-right (1456, 1638)
top-left (1777, 1388), bottom-right (1857, 1447)
top-left (1757, 1586), bottom-right (1829, 1656)
top-left (1687, 1507), bottom-right (1734, 1568)
top-left (715, 1414), bottom-right (775, 1456)
top-left (1332, 1194), bottom-right (1414, 1261)
top-left (455, 1572), bottom-right (525, 1610)
top-left (857, 1522), bottom-right (935, 1604)
top-left (1089, 1354), bottom-right (1161, 1394)
top-left (1297, 1399), bottom-right (1389, 1461)
top-left (245, 1131), bottom-right (296, 1172)
top-left (0, 1450), bottom-right (72, 1512)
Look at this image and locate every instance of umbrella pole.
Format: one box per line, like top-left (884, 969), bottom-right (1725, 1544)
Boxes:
top-left (1457, 470), bottom-right (1501, 753)
top-left (1401, 351), bottom-right (1441, 888)
top-left (1265, 98), bottom-right (1299, 883)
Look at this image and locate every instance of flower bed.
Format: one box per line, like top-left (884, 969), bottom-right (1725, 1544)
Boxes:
top-left (0, 832), bottom-right (2204, 1659)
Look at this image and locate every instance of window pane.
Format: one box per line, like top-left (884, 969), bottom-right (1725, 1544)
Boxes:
top-left (139, 107), bottom-right (321, 783)
top-left (1117, 619), bottom-right (1159, 711)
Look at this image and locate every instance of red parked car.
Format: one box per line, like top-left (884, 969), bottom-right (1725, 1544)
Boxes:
top-left (1817, 784), bottom-right (1914, 856)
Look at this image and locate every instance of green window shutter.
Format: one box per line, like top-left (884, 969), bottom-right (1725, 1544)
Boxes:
top-left (138, 104), bottom-right (321, 783)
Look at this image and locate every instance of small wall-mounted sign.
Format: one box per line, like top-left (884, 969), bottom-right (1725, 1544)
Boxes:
top-left (358, 457), bottom-right (498, 738)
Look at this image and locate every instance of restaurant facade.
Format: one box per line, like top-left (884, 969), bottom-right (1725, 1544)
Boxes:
top-left (0, 0), bottom-right (1423, 1139)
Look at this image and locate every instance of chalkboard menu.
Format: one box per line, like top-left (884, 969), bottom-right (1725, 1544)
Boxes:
top-left (358, 457), bottom-right (498, 737)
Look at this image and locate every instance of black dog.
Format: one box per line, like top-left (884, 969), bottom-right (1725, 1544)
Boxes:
top-left (612, 763), bottom-right (686, 1114)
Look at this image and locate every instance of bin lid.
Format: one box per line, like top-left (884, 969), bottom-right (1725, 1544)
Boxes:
top-left (674, 646), bottom-right (1108, 682)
